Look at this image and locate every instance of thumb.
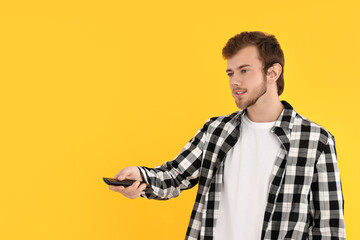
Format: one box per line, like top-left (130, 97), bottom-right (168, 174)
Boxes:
top-left (114, 171), bottom-right (128, 181)
top-left (115, 167), bottom-right (135, 180)
top-left (117, 173), bottom-right (128, 180)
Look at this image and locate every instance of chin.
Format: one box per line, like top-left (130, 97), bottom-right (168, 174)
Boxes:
top-left (236, 103), bottom-right (246, 110)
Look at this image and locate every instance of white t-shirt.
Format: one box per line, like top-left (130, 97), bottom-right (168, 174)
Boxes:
top-left (214, 112), bottom-right (282, 239)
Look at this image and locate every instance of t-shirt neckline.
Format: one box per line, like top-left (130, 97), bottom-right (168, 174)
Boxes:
top-left (242, 112), bottom-right (277, 129)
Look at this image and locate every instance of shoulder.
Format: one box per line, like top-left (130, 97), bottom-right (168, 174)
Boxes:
top-left (293, 111), bottom-right (335, 147)
top-left (203, 110), bottom-right (241, 131)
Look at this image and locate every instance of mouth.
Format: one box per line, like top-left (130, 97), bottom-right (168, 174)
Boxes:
top-left (233, 90), bottom-right (246, 98)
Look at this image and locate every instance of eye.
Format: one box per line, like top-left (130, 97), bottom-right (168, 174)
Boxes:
top-left (227, 73), bottom-right (233, 77)
top-left (241, 69), bottom-right (248, 73)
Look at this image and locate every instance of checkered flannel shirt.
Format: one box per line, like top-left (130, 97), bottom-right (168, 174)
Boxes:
top-left (138, 100), bottom-right (346, 239)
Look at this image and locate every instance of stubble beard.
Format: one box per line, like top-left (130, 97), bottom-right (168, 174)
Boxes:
top-left (236, 79), bottom-right (267, 110)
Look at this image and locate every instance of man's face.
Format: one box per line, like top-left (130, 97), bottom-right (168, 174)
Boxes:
top-left (226, 45), bottom-right (268, 110)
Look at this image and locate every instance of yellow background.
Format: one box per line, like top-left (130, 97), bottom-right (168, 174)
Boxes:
top-left (0, 0), bottom-right (358, 239)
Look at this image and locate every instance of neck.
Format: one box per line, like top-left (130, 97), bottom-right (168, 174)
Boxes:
top-left (245, 98), bottom-right (284, 123)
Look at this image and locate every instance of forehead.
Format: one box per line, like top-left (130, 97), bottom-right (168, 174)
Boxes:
top-left (226, 45), bottom-right (262, 70)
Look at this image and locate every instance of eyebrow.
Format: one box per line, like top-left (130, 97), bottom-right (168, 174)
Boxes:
top-left (226, 64), bottom-right (252, 73)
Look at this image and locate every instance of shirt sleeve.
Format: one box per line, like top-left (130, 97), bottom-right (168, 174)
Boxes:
top-left (308, 134), bottom-right (346, 239)
top-left (137, 167), bottom-right (149, 184)
top-left (137, 117), bottom-right (212, 200)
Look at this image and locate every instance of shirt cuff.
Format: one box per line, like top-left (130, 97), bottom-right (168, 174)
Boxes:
top-left (138, 167), bottom-right (149, 184)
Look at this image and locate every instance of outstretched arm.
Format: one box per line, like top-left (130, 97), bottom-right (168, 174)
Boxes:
top-left (138, 118), bottom-right (212, 200)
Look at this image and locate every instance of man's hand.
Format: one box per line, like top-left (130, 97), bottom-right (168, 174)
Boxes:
top-left (108, 166), bottom-right (147, 199)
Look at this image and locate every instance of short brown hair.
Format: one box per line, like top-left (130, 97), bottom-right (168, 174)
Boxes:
top-left (222, 31), bottom-right (285, 96)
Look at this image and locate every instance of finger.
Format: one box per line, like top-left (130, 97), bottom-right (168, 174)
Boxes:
top-left (113, 172), bottom-right (125, 180)
top-left (113, 174), bottom-right (126, 181)
top-left (123, 185), bottom-right (144, 199)
top-left (137, 183), bottom-right (146, 191)
top-left (108, 185), bottom-right (118, 190)
top-left (117, 174), bottom-right (127, 181)
top-left (127, 190), bottom-right (142, 198)
top-left (113, 170), bottom-right (129, 180)
top-left (131, 180), bottom-right (141, 189)
top-left (140, 183), bottom-right (147, 191)
top-left (113, 171), bottom-right (121, 179)
top-left (122, 181), bottom-right (140, 194)
top-left (123, 181), bottom-right (143, 196)
top-left (128, 193), bottom-right (140, 199)
top-left (134, 183), bottom-right (147, 194)
top-left (109, 185), bottom-right (125, 192)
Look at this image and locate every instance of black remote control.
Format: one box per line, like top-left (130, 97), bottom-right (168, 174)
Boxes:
top-left (103, 177), bottom-right (150, 188)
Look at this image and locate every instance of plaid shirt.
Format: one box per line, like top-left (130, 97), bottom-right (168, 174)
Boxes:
top-left (138, 100), bottom-right (346, 239)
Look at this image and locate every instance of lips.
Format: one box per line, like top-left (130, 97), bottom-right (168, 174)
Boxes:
top-left (233, 89), bottom-right (246, 97)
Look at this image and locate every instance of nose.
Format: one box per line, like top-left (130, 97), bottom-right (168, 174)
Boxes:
top-left (229, 73), bottom-right (242, 88)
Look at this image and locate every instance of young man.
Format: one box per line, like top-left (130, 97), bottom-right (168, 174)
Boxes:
top-left (108, 31), bottom-right (346, 239)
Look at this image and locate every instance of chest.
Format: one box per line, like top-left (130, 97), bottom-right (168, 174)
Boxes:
top-left (197, 129), bottom-right (318, 238)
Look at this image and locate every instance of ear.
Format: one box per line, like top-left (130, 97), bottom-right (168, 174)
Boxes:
top-left (266, 63), bottom-right (282, 84)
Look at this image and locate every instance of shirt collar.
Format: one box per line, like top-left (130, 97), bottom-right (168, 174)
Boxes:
top-left (235, 100), bottom-right (297, 131)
